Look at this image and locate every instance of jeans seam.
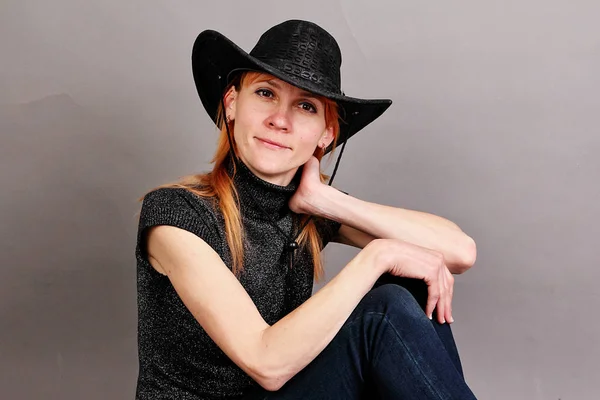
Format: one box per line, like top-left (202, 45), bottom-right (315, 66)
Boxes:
top-left (372, 312), bottom-right (447, 400)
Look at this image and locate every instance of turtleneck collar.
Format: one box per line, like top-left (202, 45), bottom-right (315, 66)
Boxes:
top-left (226, 155), bottom-right (301, 222)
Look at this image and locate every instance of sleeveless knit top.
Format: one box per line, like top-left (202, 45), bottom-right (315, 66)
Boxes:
top-left (135, 159), bottom-right (341, 399)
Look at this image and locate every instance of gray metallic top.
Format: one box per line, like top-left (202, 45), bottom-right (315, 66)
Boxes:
top-left (135, 158), bottom-right (341, 399)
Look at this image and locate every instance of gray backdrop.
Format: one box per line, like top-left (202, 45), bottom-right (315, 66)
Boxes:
top-left (2, 1), bottom-right (598, 399)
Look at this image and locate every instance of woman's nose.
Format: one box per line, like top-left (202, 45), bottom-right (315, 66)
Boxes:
top-left (266, 106), bottom-right (291, 132)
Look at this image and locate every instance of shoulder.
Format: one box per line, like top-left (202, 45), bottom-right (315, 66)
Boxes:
top-left (142, 186), bottom-right (210, 208)
top-left (137, 187), bottom-right (221, 250)
top-left (140, 187), bottom-right (217, 220)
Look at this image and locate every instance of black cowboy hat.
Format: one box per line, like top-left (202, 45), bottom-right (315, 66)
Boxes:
top-left (191, 19), bottom-right (392, 154)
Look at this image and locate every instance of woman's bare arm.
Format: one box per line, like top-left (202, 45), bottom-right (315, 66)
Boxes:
top-left (290, 157), bottom-right (477, 274)
top-left (320, 188), bottom-right (475, 273)
top-left (146, 224), bottom-right (445, 391)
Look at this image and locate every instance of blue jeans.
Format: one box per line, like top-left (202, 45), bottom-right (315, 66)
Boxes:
top-left (244, 275), bottom-right (477, 399)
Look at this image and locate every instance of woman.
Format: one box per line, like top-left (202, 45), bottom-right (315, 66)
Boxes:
top-left (135, 19), bottom-right (478, 399)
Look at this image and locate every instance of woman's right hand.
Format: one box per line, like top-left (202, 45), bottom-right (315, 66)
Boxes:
top-left (361, 238), bottom-right (454, 324)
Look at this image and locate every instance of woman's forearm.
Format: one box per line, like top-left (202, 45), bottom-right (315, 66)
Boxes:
top-left (315, 186), bottom-right (476, 272)
top-left (258, 247), bottom-right (384, 391)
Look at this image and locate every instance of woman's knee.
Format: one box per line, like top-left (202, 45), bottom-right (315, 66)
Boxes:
top-left (361, 284), bottom-right (427, 321)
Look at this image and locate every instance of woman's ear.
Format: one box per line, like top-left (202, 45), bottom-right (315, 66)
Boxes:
top-left (224, 87), bottom-right (237, 121)
top-left (320, 126), bottom-right (335, 149)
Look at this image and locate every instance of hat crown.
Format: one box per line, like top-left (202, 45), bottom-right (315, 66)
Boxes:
top-left (248, 20), bottom-right (342, 94)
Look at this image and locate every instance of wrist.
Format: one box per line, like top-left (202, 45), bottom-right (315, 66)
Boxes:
top-left (356, 239), bottom-right (390, 279)
top-left (299, 183), bottom-right (334, 218)
top-left (311, 184), bottom-right (344, 220)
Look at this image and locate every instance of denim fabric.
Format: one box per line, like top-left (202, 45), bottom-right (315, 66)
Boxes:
top-left (244, 276), bottom-right (477, 399)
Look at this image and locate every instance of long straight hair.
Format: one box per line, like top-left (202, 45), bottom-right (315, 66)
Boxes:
top-left (140, 71), bottom-right (341, 281)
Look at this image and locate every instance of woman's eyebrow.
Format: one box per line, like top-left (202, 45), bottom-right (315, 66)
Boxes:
top-left (265, 80), bottom-right (320, 101)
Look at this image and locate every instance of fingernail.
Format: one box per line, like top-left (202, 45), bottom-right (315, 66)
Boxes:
top-left (449, 316), bottom-right (455, 323)
top-left (441, 319), bottom-right (445, 324)
top-left (428, 314), bottom-right (433, 320)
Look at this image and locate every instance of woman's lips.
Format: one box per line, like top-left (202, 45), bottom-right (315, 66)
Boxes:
top-left (256, 138), bottom-right (289, 150)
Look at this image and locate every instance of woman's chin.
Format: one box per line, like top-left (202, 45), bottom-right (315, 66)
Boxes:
top-left (246, 149), bottom-right (285, 170)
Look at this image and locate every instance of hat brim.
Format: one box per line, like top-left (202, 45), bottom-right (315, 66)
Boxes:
top-left (191, 30), bottom-right (392, 154)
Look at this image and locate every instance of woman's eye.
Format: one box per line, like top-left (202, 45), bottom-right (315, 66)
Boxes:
top-left (256, 89), bottom-right (274, 98)
top-left (300, 102), bottom-right (317, 113)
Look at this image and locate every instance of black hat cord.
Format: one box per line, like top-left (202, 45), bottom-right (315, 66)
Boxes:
top-left (218, 86), bottom-right (350, 270)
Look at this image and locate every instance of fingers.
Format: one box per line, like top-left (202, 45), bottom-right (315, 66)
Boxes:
top-left (436, 267), bottom-right (447, 324)
top-left (424, 274), bottom-right (440, 321)
top-left (435, 266), bottom-right (454, 324)
top-left (431, 262), bottom-right (454, 325)
top-left (445, 267), bottom-right (455, 324)
top-left (423, 252), bottom-right (446, 323)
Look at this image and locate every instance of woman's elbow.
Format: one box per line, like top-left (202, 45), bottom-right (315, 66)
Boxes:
top-left (250, 360), bottom-right (293, 392)
top-left (254, 370), bottom-right (291, 392)
top-left (456, 235), bottom-right (477, 274)
top-left (258, 377), bottom-right (286, 392)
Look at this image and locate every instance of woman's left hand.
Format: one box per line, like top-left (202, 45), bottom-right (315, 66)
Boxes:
top-left (289, 156), bottom-right (328, 215)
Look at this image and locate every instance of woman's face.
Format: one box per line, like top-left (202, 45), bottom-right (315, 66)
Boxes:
top-left (225, 74), bottom-right (334, 186)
